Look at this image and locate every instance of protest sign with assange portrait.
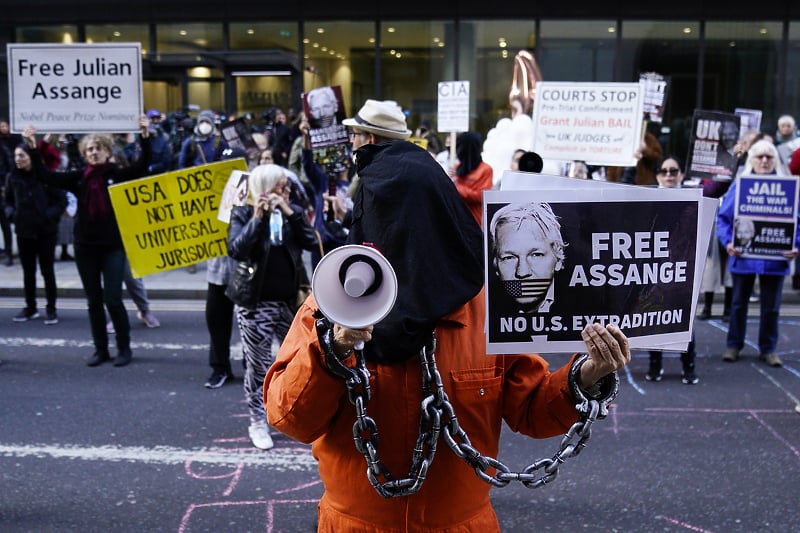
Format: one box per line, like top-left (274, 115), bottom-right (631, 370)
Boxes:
top-left (109, 158), bottom-right (248, 278)
top-left (685, 109), bottom-right (741, 183)
top-left (485, 179), bottom-right (708, 355)
top-left (733, 174), bottom-right (800, 260)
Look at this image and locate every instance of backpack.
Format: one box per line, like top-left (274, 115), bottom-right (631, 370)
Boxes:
top-left (185, 135), bottom-right (223, 165)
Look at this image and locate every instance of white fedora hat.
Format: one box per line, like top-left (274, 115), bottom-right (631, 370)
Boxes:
top-left (342, 99), bottom-right (411, 140)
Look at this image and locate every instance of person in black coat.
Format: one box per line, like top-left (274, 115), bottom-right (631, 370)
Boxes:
top-left (4, 141), bottom-right (67, 323)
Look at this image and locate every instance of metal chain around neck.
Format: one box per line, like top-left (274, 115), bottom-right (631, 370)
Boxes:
top-left (317, 318), bottom-right (613, 498)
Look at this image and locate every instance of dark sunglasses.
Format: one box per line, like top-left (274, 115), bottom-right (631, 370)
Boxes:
top-left (658, 167), bottom-right (680, 176)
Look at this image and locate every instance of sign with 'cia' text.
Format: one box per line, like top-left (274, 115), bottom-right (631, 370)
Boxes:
top-left (6, 42), bottom-right (143, 133)
top-left (437, 80), bottom-right (470, 133)
top-left (109, 159), bottom-right (248, 278)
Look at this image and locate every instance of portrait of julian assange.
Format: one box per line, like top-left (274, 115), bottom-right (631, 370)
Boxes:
top-left (488, 202), bottom-right (567, 315)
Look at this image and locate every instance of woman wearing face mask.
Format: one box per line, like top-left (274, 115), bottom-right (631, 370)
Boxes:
top-left (23, 115), bottom-right (152, 368)
top-left (177, 109), bottom-right (228, 169)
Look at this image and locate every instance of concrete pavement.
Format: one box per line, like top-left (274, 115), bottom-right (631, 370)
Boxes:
top-left (0, 255), bottom-right (209, 300)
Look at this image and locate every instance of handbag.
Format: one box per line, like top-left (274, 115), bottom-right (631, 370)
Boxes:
top-left (291, 229), bottom-right (321, 312)
top-left (225, 258), bottom-right (265, 309)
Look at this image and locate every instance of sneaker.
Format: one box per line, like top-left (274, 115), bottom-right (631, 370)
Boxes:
top-left (43, 311), bottom-right (58, 325)
top-left (645, 364), bottom-right (664, 382)
top-left (760, 353), bottom-right (783, 367)
top-left (137, 310), bottom-right (160, 328)
top-left (13, 308), bottom-right (39, 322)
top-left (681, 370), bottom-right (699, 385)
top-left (698, 308), bottom-right (711, 320)
top-left (204, 370), bottom-right (233, 389)
top-left (248, 421), bottom-right (274, 450)
top-left (722, 348), bottom-right (740, 362)
top-left (106, 320), bottom-right (115, 334)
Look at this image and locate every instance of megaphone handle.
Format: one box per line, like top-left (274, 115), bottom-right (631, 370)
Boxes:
top-left (354, 340), bottom-right (365, 351)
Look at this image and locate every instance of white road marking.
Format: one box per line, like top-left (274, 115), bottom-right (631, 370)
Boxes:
top-left (0, 443), bottom-right (316, 471)
top-left (0, 336), bottom-right (244, 357)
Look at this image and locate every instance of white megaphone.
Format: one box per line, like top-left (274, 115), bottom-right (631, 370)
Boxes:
top-left (311, 244), bottom-right (398, 350)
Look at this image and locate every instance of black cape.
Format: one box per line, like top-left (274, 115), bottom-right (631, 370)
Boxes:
top-left (348, 141), bottom-right (484, 363)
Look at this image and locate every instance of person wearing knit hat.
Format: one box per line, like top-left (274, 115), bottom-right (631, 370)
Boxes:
top-left (265, 99), bottom-right (631, 530)
top-left (177, 109), bottom-right (227, 169)
top-left (177, 109), bottom-right (227, 274)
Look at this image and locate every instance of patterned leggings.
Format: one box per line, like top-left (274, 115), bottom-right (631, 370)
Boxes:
top-left (235, 300), bottom-right (293, 423)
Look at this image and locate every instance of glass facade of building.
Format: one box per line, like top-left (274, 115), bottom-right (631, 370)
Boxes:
top-left (4, 16), bottom-right (800, 145)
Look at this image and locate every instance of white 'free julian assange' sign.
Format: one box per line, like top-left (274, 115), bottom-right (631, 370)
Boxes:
top-left (7, 42), bottom-right (143, 133)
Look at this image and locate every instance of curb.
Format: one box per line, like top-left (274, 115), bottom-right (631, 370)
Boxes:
top-left (0, 288), bottom-right (209, 300)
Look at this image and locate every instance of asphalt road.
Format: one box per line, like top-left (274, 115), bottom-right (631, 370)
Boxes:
top-left (1, 297), bottom-right (799, 533)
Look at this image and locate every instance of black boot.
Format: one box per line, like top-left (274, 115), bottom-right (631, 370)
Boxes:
top-left (113, 347), bottom-right (132, 367)
top-left (722, 287), bottom-right (732, 318)
top-left (87, 349), bottom-right (111, 367)
top-left (646, 352), bottom-right (663, 382)
top-left (681, 352), bottom-right (698, 385)
top-left (699, 291), bottom-right (713, 320)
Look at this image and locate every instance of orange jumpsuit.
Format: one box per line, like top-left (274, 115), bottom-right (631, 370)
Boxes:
top-left (265, 290), bottom-right (581, 532)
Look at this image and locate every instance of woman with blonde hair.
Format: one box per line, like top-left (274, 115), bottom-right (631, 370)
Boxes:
top-left (227, 163), bottom-right (317, 449)
top-left (718, 139), bottom-right (799, 367)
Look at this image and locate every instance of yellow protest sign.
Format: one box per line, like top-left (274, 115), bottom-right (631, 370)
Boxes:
top-left (408, 136), bottom-right (429, 150)
top-left (108, 158), bottom-right (248, 278)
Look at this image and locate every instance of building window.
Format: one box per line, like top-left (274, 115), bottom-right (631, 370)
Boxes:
top-left (459, 19), bottom-right (535, 137)
top-left (15, 25), bottom-right (79, 44)
top-left (787, 22), bottom-right (800, 124)
top-left (156, 23), bottom-right (223, 54)
top-left (538, 20), bottom-right (617, 84)
top-left (303, 21), bottom-right (375, 118)
top-left (704, 21), bottom-right (782, 135)
top-left (229, 22), bottom-right (298, 52)
top-left (86, 24), bottom-right (150, 53)
top-left (619, 21), bottom-right (700, 156)
top-left (378, 21), bottom-right (451, 134)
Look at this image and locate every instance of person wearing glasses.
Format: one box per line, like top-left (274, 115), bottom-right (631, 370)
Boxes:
top-left (646, 156), bottom-right (699, 384)
top-left (717, 139), bottom-right (800, 367)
